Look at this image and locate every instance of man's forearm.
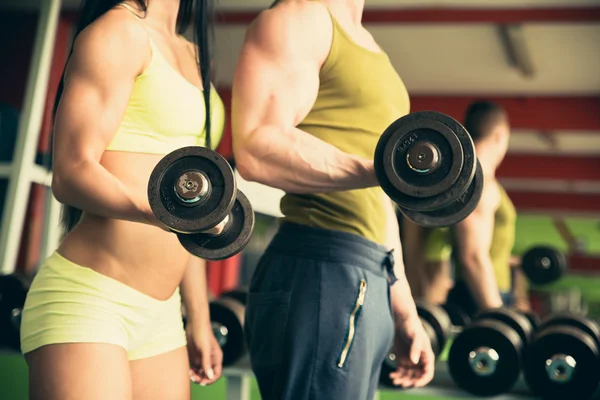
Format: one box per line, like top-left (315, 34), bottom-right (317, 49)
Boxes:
top-left (384, 197), bottom-right (420, 324)
top-left (461, 256), bottom-right (503, 310)
top-left (180, 256), bottom-right (211, 326)
top-left (234, 124), bottom-right (377, 193)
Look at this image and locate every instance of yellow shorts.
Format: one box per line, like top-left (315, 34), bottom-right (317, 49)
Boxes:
top-left (20, 251), bottom-right (187, 361)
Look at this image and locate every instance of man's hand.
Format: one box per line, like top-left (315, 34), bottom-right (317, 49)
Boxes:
top-left (388, 316), bottom-right (435, 388)
top-left (186, 321), bottom-right (223, 386)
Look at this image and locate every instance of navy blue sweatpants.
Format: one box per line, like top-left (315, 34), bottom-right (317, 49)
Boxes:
top-left (244, 222), bottom-right (396, 400)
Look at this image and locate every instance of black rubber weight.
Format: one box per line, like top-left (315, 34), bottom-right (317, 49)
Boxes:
top-left (374, 111), bottom-right (477, 212)
top-left (416, 301), bottom-right (452, 356)
top-left (521, 246), bottom-right (567, 285)
top-left (0, 273), bottom-right (30, 351)
top-left (148, 146), bottom-right (236, 234)
top-left (475, 307), bottom-right (535, 346)
top-left (442, 302), bottom-right (471, 327)
top-left (178, 190), bottom-right (255, 261)
top-left (448, 319), bottom-right (523, 397)
top-left (209, 298), bottom-right (246, 367)
top-left (399, 159), bottom-right (483, 228)
top-left (523, 325), bottom-right (600, 400)
top-left (537, 313), bottom-right (600, 349)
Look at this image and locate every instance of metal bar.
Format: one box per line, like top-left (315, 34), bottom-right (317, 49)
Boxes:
top-left (0, 0), bottom-right (62, 274)
top-left (40, 188), bottom-right (62, 259)
top-left (0, 164), bottom-right (11, 178)
top-left (498, 24), bottom-right (536, 78)
top-left (225, 375), bottom-right (251, 400)
top-left (31, 165), bottom-right (52, 187)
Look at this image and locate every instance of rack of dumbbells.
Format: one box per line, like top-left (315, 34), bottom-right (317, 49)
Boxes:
top-left (379, 299), bottom-right (600, 400)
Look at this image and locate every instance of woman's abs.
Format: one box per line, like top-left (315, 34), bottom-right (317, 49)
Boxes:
top-left (58, 151), bottom-right (190, 301)
top-left (59, 215), bottom-right (189, 300)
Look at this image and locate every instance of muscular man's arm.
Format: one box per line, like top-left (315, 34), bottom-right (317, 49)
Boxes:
top-left (453, 191), bottom-right (503, 310)
top-left (400, 218), bottom-right (427, 299)
top-left (384, 196), bottom-right (420, 324)
top-left (231, 2), bottom-right (377, 193)
top-left (51, 11), bottom-right (156, 225)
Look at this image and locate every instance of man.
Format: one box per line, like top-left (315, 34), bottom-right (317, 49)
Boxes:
top-left (446, 101), bottom-right (520, 316)
top-left (231, 1), bottom-right (434, 399)
top-left (401, 221), bottom-right (453, 305)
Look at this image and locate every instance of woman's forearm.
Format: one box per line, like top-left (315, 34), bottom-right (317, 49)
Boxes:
top-left (180, 256), bottom-right (211, 326)
top-left (52, 159), bottom-right (150, 224)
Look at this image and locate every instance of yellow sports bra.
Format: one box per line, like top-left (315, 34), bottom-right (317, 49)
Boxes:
top-left (105, 4), bottom-right (225, 154)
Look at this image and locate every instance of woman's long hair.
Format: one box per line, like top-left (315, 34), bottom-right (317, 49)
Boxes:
top-left (53, 0), bottom-right (214, 235)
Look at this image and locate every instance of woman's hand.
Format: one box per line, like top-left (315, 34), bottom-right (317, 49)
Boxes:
top-left (388, 315), bottom-right (435, 388)
top-left (140, 198), bottom-right (229, 235)
top-left (186, 320), bottom-right (224, 386)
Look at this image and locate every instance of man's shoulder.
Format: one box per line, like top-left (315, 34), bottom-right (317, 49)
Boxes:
top-left (248, 0), bottom-right (331, 42)
top-left (479, 177), bottom-right (502, 212)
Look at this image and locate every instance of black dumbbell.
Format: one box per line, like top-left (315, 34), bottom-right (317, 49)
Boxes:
top-left (524, 313), bottom-right (600, 400)
top-left (448, 307), bottom-right (535, 397)
top-left (0, 273), bottom-right (31, 351)
top-left (148, 146), bottom-right (255, 260)
top-left (521, 246), bottom-right (567, 285)
top-left (210, 290), bottom-right (248, 367)
top-left (441, 302), bottom-right (472, 329)
top-left (380, 301), bottom-right (453, 387)
top-left (374, 111), bottom-right (483, 228)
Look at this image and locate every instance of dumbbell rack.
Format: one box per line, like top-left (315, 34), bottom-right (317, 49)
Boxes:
top-left (0, 0), bottom-right (63, 275)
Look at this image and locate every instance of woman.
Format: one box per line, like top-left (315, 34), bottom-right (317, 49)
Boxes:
top-left (20, 1), bottom-right (225, 399)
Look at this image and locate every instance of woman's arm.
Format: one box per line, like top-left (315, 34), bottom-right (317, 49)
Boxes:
top-left (181, 256), bottom-right (223, 385)
top-left (180, 256), bottom-right (211, 327)
top-left (51, 11), bottom-right (157, 225)
top-left (231, 2), bottom-right (377, 193)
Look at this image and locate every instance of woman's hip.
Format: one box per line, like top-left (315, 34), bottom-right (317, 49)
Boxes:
top-left (20, 252), bottom-right (185, 359)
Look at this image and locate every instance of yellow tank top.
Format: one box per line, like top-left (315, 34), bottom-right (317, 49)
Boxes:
top-left (425, 227), bottom-right (452, 263)
top-left (280, 4), bottom-right (411, 245)
top-left (105, 4), bottom-right (225, 154)
top-left (454, 183), bottom-right (517, 292)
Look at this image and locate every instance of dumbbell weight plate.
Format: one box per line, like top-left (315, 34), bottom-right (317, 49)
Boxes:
top-left (178, 191), bottom-right (255, 261)
top-left (521, 246), bottom-right (567, 285)
top-left (399, 160), bottom-right (483, 228)
top-left (148, 146), bottom-right (236, 234)
top-left (379, 350), bottom-right (399, 388)
top-left (210, 297), bottom-right (246, 367)
top-left (448, 319), bottom-right (522, 397)
top-left (538, 313), bottom-right (600, 349)
top-left (523, 326), bottom-right (600, 400)
top-left (441, 302), bottom-right (471, 328)
top-left (521, 310), bottom-right (541, 332)
top-left (416, 301), bottom-right (452, 356)
top-left (374, 111), bottom-right (477, 212)
top-left (475, 307), bottom-right (534, 347)
top-left (0, 274), bottom-right (30, 351)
